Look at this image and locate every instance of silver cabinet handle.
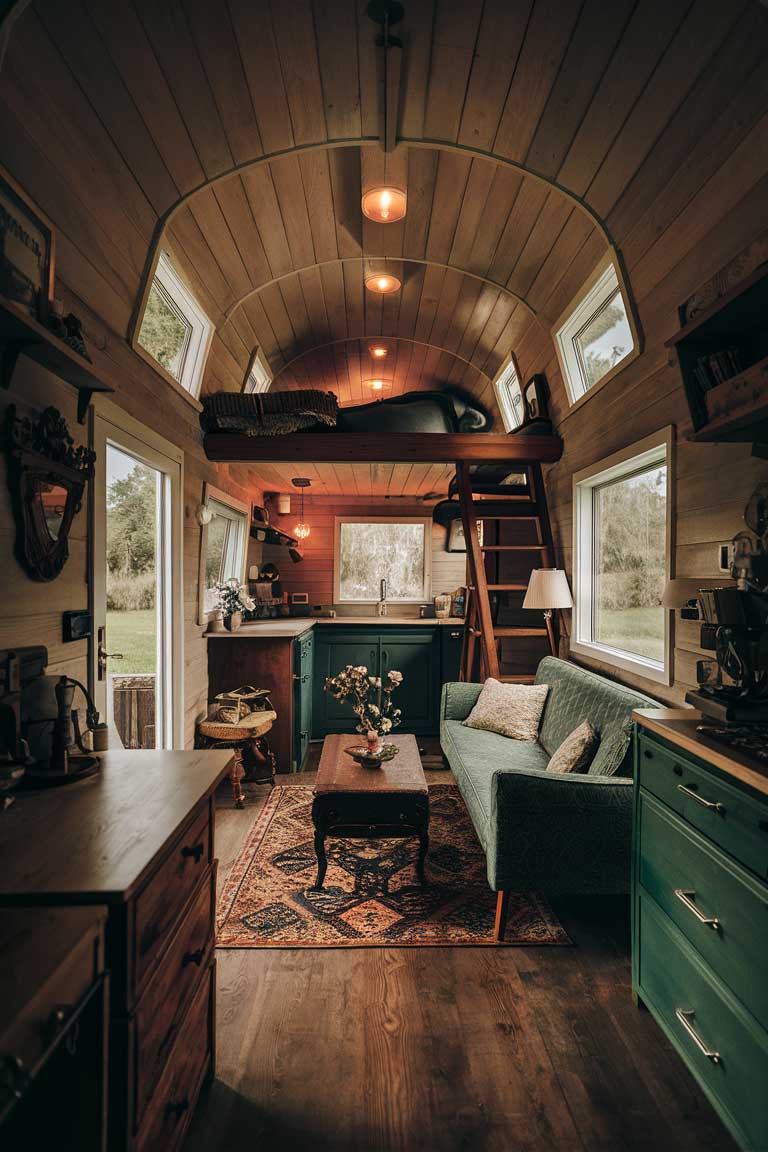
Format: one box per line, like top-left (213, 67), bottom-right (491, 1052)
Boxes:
top-left (677, 784), bottom-right (725, 813)
top-left (675, 1009), bottom-right (720, 1063)
top-left (674, 889), bottom-right (721, 931)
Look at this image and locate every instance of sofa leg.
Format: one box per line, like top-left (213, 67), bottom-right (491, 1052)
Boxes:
top-left (493, 890), bottom-right (510, 943)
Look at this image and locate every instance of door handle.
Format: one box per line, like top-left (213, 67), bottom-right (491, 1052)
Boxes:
top-left (97, 641), bottom-right (123, 678)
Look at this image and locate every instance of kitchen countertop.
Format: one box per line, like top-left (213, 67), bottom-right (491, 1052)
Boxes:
top-left (206, 617), bottom-right (465, 639)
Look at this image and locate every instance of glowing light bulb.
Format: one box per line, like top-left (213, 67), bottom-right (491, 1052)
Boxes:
top-left (364, 378), bottom-right (391, 392)
top-left (294, 522), bottom-right (311, 541)
top-left (369, 344), bottom-right (388, 358)
top-left (365, 273), bottom-right (401, 294)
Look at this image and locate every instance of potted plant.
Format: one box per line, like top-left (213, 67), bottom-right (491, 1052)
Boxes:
top-left (214, 579), bottom-right (255, 631)
top-left (324, 665), bottom-right (403, 765)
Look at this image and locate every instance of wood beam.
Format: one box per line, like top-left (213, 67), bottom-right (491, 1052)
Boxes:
top-left (203, 433), bottom-right (564, 464)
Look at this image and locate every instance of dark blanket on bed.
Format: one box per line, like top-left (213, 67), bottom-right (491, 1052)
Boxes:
top-left (201, 388), bottom-right (491, 436)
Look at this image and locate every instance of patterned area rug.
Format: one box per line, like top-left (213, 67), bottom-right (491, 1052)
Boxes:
top-left (217, 784), bottom-right (569, 947)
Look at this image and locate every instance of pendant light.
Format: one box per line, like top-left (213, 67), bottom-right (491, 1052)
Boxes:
top-left (292, 477), bottom-right (311, 541)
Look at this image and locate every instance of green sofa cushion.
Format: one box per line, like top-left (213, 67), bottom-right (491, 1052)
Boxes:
top-left (441, 719), bottom-right (550, 846)
top-left (534, 656), bottom-right (658, 776)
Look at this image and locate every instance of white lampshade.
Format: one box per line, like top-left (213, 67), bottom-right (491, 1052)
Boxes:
top-left (523, 569), bottom-right (573, 611)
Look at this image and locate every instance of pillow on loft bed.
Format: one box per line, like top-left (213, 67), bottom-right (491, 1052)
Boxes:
top-left (200, 390), bottom-right (338, 436)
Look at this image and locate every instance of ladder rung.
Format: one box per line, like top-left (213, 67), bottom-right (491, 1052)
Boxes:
top-left (499, 675), bottom-right (537, 684)
top-left (475, 506), bottom-right (541, 519)
top-left (480, 545), bottom-right (549, 552)
top-left (487, 584), bottom-right (527, 591)
top-left (493, 627), bottom-right (549, 637)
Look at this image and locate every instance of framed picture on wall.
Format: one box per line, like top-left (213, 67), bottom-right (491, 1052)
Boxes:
top-left (0, 166), bottom-right (54, 322)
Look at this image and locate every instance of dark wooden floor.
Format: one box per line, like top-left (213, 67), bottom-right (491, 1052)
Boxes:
top-left (185, 741), bottom-right (735, 1152)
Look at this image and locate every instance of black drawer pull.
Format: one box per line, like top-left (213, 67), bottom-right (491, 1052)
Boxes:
top-left (166, 1098), bottom-right (190, 1120)
top-left (643, 748), bottom-right (653, 759)
top-left (182, 947), bottom-right (205, 968)
top-left (672, 763), bottom-right (683, 776)
top-left (677, 784), bottom-right (725, 813)
top-left (181, 842), bottom-right (204, 864)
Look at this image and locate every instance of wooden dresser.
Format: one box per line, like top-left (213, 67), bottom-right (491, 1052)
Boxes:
top-left (0, 749), bottom-right (231, 1152)
top-left (632, 710), bottom-right (768, 1152)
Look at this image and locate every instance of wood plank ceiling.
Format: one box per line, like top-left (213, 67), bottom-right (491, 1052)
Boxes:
top-left (2, 0), bottom-right (766, 441)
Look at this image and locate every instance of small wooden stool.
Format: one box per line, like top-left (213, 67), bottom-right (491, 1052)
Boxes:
top-left (197, 710), bottom-right (277, 807)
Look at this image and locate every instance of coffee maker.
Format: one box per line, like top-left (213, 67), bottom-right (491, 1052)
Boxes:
top-left (0, 646), bottom-right (102, 793)
top-left (686, 484), bottom-right (768, 724)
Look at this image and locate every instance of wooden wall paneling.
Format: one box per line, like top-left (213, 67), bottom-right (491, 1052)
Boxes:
top-left (422, 0), bottom-right (483, 142)
top-left (188, 188), bottom-right (253, 305)
top-left (523, 0), bottom-right (636, 180)
top-left (448, 157), bottom-right (498, 270)
top-left (486, 180), bottom-right (549, 287)
top-left (425, 152), bottom-right (471, 264)
top-left (134, 0), bottom-right (235, 179)
top-left (456, 0), bottom-right (532, 151)
top-left (227, 0), bottom-right (294, 154)
top-left (213, 178), bottom-right (273, 289)
top-left (268, 0), bottom-right (328, 146)
top-left (584, 0), bottom-right (748, 220)
top-left (299, 151), bottom-right (340, 264)
top-left (491, 0), bottom-right (582, 162)
top-left (182, 0), bottom-right (263, 166)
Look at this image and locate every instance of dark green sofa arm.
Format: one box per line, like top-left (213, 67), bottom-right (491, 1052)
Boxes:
top-left (440, 682), bottom-right (483, 721)
top-left (488, 768), bottom-right (634, 895)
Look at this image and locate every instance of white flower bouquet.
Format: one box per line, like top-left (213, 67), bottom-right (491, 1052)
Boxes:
top-left (324, 664), bottom-right (403, 737)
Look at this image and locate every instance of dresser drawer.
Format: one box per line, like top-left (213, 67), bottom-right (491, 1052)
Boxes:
top-left (637, 734), bottom-right (767, 880)
top-left (136, 962), bottom-right (214, 1152)
top-left (133, 802), bottom-right (212, 995)
top-left (637, 890), bottom-right (768, 1152)
top-left (134, 866), bottom-right (216, 1128)
top-left (638, 790), bottom-right (768, 1030)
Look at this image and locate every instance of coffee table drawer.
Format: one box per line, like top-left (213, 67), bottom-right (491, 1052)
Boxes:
top-left (637, 734), bottom-right (767, 879)
top-left (637, 889), bottom-right (768, 1152)
top-left (638, 789), bottom-right (768, 1029)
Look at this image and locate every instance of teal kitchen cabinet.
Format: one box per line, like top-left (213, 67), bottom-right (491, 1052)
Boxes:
top-left (312, 629), bottom-right (382, 737)
top-left (292, 629), bottom-right (314, 772)
top-left (632, 717), bottom-right (768, 1151)
top-left (312, 626), bottom-right (439, 737)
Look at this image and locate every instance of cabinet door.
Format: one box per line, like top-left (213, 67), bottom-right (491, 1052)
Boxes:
top-left (380, 631), bottom-right (438, 734)
top-left (293, 633), bottom-right (314, 771)
top-left (312, 631), bottom-right (381, 737)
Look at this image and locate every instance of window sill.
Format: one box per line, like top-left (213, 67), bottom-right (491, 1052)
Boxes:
top-left (132, 341), bottom-right (204, 412)
top-left (560, 345), bottom-right (640, 421)
top-left (570, 638), bottom-right (671, 687)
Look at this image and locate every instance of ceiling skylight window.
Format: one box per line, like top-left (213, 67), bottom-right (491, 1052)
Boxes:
top-left (553, 255), bottom-right (637, 406)
top-left (244, 348), bottom-right (272, 394)
top-left (493, 355), bottom-right (525, 432)
top-left (137, 251), bottom-right (213, 399)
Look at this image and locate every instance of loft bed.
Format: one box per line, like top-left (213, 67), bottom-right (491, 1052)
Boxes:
top-left (200, 388), bottom-right (563, 465)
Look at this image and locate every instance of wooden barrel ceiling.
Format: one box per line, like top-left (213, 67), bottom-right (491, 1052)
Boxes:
top-left (1, 0), bottom-right (766, 417)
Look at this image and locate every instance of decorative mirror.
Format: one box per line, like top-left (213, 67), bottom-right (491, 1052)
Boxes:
top-left (4, 405), bottom-right (95, 581)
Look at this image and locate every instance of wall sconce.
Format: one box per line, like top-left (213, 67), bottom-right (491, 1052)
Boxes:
top-left (196, 503), bottom-right (213, 526)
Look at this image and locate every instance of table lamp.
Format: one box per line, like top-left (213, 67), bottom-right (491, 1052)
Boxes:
top-left (523, 568), bottom-right (573, 655)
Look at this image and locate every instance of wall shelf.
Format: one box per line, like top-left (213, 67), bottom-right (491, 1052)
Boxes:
top-left (667, 264), bottom-right (768, 444)
top-left (0, 294), bottom-right (113, 423)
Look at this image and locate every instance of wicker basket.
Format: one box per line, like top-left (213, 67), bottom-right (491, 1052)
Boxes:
top-left (208, 685), bottom-right (273, 724)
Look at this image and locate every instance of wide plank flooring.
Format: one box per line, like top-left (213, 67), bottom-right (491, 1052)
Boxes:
top-left (185, 745), bottom-right (735, 1152)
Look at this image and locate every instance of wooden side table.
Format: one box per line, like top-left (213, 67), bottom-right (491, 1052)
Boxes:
top-left (197, 711), bottom-right (277, 807)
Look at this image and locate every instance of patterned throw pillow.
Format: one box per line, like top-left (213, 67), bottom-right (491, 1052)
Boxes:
top-left (463, 678), bottom-right (549, 741)
top-left (546, 720), bottom-right (598, 774)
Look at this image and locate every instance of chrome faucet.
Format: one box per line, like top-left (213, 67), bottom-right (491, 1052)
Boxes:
top-left (377, 577), bottom-right (388, 617)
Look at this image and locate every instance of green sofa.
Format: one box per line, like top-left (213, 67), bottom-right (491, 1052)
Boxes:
top-left (440, 657), bottom-right (658, 936)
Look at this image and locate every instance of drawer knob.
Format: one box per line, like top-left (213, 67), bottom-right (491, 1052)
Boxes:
top-left (673, 889), bottom-right (721, 932)
top-left (0, 1055), bottom-right (30, 1103)
top-left (677, 784), bottom-right (725, 813)
top-left (181, 842), bottom-right (204, 864)
top-left (643, 749), bottom-right (653, 759)
top-left (675, 1008), bottom-right (720, 1063)
top-left (166, 1098), bottom-right (190, 1120)
top-left (182, 947), bottom-right (205, 968)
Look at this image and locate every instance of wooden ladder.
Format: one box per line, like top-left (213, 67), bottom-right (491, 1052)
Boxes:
top-left (455, 461), bottom-right (556, 683)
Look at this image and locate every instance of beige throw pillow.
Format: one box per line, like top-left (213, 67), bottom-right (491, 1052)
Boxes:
top-left (546, 720), bottom-right (598, 774)
top-left (463, 678), bottom-right (549, 741)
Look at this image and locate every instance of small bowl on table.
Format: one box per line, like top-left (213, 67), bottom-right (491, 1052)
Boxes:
top-left (343, 742), bottom-right (400, 770)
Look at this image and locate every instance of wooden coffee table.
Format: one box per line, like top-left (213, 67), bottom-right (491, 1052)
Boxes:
top-left (311, 733), bottom-right (429, 890)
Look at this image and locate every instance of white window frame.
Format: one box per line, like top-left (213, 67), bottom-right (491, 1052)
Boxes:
top-left (333, 516), bottom-right (432, 605)
top-left (197, 484), bottom-right (250, 623)
top-left (136, 251), bottom-right (213, 402)
top-left (243, 347), bottom-right (272, 394)
top-left (571, 427), bottom-right (674, 686)
top-left (492, 354), bottom-right (525, 432)
top-left (553, 252), bottom-right (639, 411)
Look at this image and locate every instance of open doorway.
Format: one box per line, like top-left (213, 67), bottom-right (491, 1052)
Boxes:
top-left (92, 407), bottom-right (183, 749)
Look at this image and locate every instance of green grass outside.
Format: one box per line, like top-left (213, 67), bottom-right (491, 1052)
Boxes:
top-left (106, 609), bottom-right (156, 674)
top-left (595, 606), bottom-right (664, 662)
